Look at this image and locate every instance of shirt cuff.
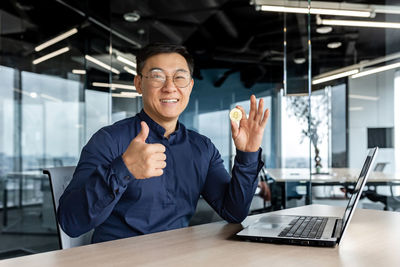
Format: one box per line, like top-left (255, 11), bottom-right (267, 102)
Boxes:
top-left (235, 148), bottom-right (262, 165)
top-left (110, 155), bottom-right (134, 187)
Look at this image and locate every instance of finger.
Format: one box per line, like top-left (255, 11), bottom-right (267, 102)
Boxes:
top-left (152, 152), bottom-right (166, 161)
top-left (153, 160), bottom-right (167, 169)
top-left (235, 105), bottom-right (247, 122)
top-left (147, 143), bottom-right (166, 153)
top-left (151, 169), bottom-right (164, 177)
top-left (230, 119), bottom-right (239, 139)
top-left (135, 121), bottom-right (149, 143)
top-left (260, 108), bottom-right (270, 127)
top-left (256, 98), bottom-right (264, 121)
top-left (248, 95), bottom-right (257, 120)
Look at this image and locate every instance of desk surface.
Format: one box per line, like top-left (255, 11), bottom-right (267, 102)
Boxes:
top-left (267, 168), bottom-right (400, 183)
top-left (1, 205), bottom-right (400, 267)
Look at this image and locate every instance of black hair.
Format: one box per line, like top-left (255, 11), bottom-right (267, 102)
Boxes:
top-left (136, 43), bottom-right (194, 76)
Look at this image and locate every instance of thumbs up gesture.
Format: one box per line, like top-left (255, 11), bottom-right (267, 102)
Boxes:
top-left (122, 121), bottom-right (166, 179)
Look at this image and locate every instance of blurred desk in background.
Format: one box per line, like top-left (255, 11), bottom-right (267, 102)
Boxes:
top-left (266, 168), bottom-right (400, 209)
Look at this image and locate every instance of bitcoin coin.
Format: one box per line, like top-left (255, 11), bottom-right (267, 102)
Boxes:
top-left (229, 108), bottom-right (242, 122)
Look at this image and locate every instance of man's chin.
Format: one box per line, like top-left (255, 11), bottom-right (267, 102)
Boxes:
top-left (157, 108), bottom-right (182, 118)
top-left (160, 113), bottom-right (180, 121)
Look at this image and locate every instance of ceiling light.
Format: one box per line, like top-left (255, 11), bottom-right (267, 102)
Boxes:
top-left (92, 82), bottom-right (115, 89)
top-left (92, 82), bottom-right (136, 90)
top-left (311, 8), bottom-right (371, 17)
top-left (112, 92), bottom-right (141, 98)
top-left (321, 19), bottom-right (400, 29)
top-left (35, 28), bottom-right (78, 52)
top-left (316, 26), bottom-right (332, 34)
top-left (327, 42), bottom-right (342, 49)
top-left (313, 51), bottom-right (400, 85)
top-left (349, 94), bottom-right (379, 101)
top-left (123, 11), bottom-right (141, 22)
top-left (124, 66), bottom-right (137, 76)
top-left (351, 62), bottom-right (400, 79)
top-left (33, 47), bottom-right (70, 65)
top-left (373, 8), bottom-right (400, 15)
top-left (85, 55), bottom-right (120, 74)
top-left (117, 56), bottom-right (136, 68)
top-left (30, 92), bottom-right (38, 98)
top-left (259, 5), bottom-right (371, 17)
top-left (349, 107), bottom-right (364, 111)
top-left (312, 69), bottom-right (359, 85)
top-left (294, 58), bottom-right (306, 64)
top-left (72, 69), bottom-right (86, 75)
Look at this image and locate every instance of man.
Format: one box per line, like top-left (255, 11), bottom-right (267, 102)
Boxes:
top-left (58, 43), bottom-right (269, 243)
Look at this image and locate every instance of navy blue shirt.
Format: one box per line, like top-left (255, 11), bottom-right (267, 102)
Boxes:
top-left (58, 109), bottom-right (263, 243)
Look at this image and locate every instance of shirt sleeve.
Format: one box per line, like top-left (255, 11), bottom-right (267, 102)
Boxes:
top-left (57, 128), bottom-right (134, 237)
top-left (201, 138), bottom-right (264, 223)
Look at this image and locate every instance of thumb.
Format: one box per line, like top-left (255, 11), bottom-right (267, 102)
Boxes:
top-left (231, 119), bottom-right (239, 139)
top-left (135, 121), bottom-right (149, 143)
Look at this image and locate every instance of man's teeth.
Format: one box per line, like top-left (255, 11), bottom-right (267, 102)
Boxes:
top-left (161, 99), bottom-right (178, 103)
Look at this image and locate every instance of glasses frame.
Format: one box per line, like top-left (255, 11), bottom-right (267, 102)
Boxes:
top-left (140, 69), bottom-right (192, 89)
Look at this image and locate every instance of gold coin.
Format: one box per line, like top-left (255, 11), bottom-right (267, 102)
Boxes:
top-left (229, 108), bottom-right (242, 122)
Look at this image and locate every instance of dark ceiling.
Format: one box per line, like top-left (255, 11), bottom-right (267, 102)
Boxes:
top-left (1, 0), bottom-right (400, 89)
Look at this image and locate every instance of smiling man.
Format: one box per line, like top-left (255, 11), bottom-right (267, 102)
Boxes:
top-left (57, 43), bottom-right (270, 244)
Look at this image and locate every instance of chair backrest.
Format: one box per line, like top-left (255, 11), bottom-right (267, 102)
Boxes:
top-left (43, 166), bottom-right (93, 249)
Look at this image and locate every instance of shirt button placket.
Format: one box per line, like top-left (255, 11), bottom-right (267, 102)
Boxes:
top-left (163, 141), bottom-right (174, 204)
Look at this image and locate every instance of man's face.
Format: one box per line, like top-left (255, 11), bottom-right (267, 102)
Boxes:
top-left (135, 53), bottom-right (193, 125)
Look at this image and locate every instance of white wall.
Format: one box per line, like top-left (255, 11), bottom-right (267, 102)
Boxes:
top-left (348, 69), bottom-right (395, 173)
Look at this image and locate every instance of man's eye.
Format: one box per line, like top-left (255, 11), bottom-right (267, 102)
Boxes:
top-left (151, 74), bottom-right (164, 79)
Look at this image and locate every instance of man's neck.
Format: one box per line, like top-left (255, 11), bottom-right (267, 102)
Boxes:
top-left (161, 120), bottom-right (178, 138)
top-left (143, 108), bottom-right (178, 138)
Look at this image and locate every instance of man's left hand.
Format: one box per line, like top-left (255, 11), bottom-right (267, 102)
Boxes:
top-left (231, 95), bottom-right (269, 152)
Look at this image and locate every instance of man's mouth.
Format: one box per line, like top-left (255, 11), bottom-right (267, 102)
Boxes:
top-left (160, 99), bottom-right (179, 103)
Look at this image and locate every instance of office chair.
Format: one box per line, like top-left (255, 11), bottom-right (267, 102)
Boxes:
top-left (364, 185), bottom-right (400, 211)
top-left (249, 167), bottom-right (283, 214)
top-left (362, 162), bottom-right (400, 211)
top-left (344, 162), bottom-right (400, 211)
top-left (43, 166), bottom-right (93, 249)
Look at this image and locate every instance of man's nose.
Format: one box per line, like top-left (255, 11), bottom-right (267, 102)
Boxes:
top-left (162, 76), bottom-right (176, 92)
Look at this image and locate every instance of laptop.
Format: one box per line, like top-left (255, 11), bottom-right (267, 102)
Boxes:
top-left (236, 147), bottom-right (378, 247)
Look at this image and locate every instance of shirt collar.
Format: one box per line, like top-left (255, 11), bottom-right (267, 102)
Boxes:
top-left (137, 109), bottom-right (183, 139)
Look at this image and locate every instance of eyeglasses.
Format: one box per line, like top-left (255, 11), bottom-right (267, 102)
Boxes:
top-left (140, 69), bottom-right (191, 89)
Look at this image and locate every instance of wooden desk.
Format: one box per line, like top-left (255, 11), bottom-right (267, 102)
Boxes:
top-left (1, 205), bottom-right (399, 267)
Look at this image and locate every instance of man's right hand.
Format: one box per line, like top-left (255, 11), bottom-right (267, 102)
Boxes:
top-left (122, 121), bottom-right (166, 179)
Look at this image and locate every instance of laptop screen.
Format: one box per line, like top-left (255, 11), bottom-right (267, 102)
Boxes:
top-left (339, 147), bottom-right (378, 241)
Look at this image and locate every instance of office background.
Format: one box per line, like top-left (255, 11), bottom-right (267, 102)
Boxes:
top-left (1, 0), bottom-right (400, 259)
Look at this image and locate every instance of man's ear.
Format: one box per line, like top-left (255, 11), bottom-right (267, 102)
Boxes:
top-left (134, 75), bottom-right (142, 94)
top-left (187, 78), bottom-right (194, 94)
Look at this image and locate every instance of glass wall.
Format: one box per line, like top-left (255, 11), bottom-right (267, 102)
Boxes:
top-left (0, 0), bottom-right (116, 257)
top-left (309, 0), bottom-right (400, 209)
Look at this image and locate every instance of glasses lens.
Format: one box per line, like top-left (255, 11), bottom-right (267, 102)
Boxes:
top-left (173, 71), bottom-right (191, 88)
top-left (148, 70), bottom-right (166, 87)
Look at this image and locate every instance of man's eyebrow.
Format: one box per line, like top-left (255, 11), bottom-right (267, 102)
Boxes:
top-left (148, 68), bottom-right (189, 73)
top-left (149, 67), bottom-right (163, 72)
top-left (176, 68), bottom-right (189, 73)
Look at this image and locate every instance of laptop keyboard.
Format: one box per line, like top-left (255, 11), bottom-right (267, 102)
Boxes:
top-left (278, 216), bottom-right (328, 239)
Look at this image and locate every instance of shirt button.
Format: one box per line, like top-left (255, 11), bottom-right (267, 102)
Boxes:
top-left (124, 175), bottom-right (130, 180)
